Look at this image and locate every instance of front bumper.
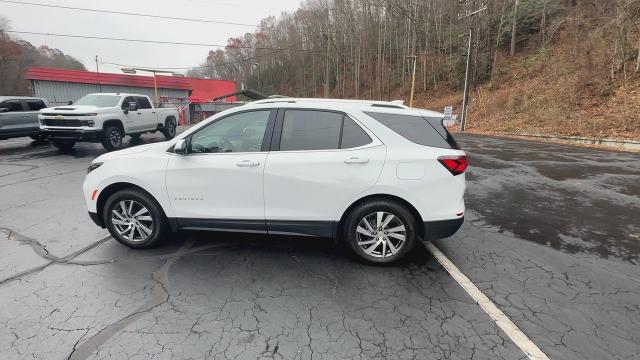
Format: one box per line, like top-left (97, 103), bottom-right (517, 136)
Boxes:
top-left (41, 128), bottom-right (103, 142)
top-left (88, 211), bottom-right (105, 228)
top-left (424, 216), bottom-right (464, 241)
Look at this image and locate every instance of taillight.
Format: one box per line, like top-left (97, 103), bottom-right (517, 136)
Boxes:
top-left (438, 155), bottom-right (468, 176)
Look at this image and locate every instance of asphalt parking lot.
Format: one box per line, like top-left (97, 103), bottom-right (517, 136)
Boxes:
top-left (0, 132), bottom-right (639, 360)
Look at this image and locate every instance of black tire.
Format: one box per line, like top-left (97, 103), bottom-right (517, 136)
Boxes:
top-left (103, 188), bottom-right (168, 249)
top-left (52, 140), bottom-right (75, 151)
top-left (162, 118), bottom-right (176, 140)
top-left (102, 126), bottom-right (123, 151)
top-left (343, 199), bottom-right (418, 264)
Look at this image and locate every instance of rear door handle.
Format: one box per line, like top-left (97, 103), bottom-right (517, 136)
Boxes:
top-left (236, 160), bottom-right (260, 167)
top-left (344, 157), bottom-right (370, 164)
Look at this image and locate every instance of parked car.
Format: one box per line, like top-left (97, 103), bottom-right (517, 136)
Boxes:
top-left (0, 96), bottom-right (49, 141)
top-left (39, 93), bottom-right (179, 151)
top-left (83, 98), bottom-right (467, 263)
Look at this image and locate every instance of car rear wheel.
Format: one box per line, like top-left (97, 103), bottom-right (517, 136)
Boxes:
top-left (344, 199), bottom-right (417, 264)
top-left (103, 126), bottom-right (123, 151)
top-left (103, 189), bottom-right (168, 248)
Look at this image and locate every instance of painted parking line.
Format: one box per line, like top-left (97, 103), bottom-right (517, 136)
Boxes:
top-left (423, 241), bottom-right (550, 360)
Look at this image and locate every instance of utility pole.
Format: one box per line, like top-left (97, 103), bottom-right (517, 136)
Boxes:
top-left (324, 32), bottom-right (331, 98)
top-left (408, 55), bottom-right (417, 107)
top-left (95, 55), bottom-right (102, 93)
top-left (460, 30), bottom-right (472, 132)
top-left (459, 6), bottom-right (487, 132)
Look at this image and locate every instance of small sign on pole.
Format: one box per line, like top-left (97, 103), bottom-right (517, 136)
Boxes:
top-left (443, 106), bottom-right (454, 127)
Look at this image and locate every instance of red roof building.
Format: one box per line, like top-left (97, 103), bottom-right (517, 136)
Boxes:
top-left (26, 67), bottom-right (192, 90)
top-left (25, 67), bottom-right (236, 105)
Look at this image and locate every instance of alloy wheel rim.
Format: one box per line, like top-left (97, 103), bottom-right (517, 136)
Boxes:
top-left (110, 130), bottom-right (121, 147)
top-left (168, 122), bottom-right (175, 136)
top-left (356, 211), bottom-right (406, 258)
top-left (111, 200), bottom-right (153, 242)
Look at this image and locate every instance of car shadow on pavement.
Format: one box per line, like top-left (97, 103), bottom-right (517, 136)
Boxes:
top-left (168, 230), bottom-right (433, 268)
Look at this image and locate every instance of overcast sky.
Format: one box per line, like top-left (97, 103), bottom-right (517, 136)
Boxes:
top-left (1, 0), bottom-right (302, 73)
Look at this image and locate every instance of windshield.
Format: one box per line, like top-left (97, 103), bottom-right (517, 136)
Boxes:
top-left (74, 94), bottom-right (121, 107)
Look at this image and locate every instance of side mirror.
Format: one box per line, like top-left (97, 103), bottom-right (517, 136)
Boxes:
top-left (0, 108), bottom-right (9, 113)
top-left (174, 139), bottom-right (187, 154)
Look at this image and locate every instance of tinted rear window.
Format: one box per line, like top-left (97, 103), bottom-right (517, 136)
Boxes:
top-left (27, 100), bottom-right (47, 111)
top-left (280, 110), bottom-right (343, 151)
top-left (365, 111), bottom-right (458, 149)
top-left (341, 117), bottom-right (372, 148)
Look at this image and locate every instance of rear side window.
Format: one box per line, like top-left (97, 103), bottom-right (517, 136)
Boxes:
top-left (0, 100), bottom-right (25, 112)
top-left (341, 117), bottom-right (372, 148)
top-left (280, 110), bottom-right (343, 151)
top-left (365, 111), bottom-right (457, 149)
top-left (27, 100), bottom-right (47, 111)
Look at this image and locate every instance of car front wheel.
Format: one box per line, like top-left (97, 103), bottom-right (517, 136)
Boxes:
top-left (344, 199), bottom-right (417, 264)
top-left (103, 189), bottom-right (168, 248)
top-left (103, 126), bottom-right (123, 151)
top-left (162, 118), bottom-right (176, 140)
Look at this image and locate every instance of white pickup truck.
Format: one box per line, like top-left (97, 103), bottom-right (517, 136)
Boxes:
top-left (39, 93), bottom-right (179, 151)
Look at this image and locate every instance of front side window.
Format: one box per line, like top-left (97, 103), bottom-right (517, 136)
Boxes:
top-left (121, 96), bottom-right (136, 109)
top-left (0, 100), bottom-right (25, 112)
top-left (189, 110), bottom-right (270, 154)
top-left (137, 97), bottom-right (153, 109)
top-left (74, 94), bottom-right (121, 108)
top-left (280, 110), bottom-right (343, 151)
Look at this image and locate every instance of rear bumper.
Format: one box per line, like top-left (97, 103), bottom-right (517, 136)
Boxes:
top-left (424, 216), bottom-right (464, 241)
top-left (41, 128), bottom-right (103, 142)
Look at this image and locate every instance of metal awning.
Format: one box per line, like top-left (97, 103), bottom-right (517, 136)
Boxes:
top-left (211, 89), bottom-right (269, 102)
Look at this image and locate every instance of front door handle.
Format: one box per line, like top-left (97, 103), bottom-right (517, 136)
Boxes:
top-left (236, 160), bottom-right (260, 167)
top-left (344, 157), bottom-right (369, 164)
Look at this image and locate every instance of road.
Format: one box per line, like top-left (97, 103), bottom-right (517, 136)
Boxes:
top-left (0, 133), bottom-right (638, 360)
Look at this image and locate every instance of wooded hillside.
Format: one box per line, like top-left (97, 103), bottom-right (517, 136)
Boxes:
top-left (189, 0), bottom-right (640, 140)
top-left (0, 16), bottom-right (86, 95)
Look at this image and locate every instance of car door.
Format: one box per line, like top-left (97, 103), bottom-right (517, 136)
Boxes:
top-left (121, 96), bottom-right (142, 132)
top-left (0, 99), bottom-right (29, 136)
top-left (136, 96), bottom-right (157, 131)
top-left (263, 109), bottom-right (386, 237)
top-left (24, 99), bottom-right (47, 132)
top-left (165, 109), bottom-right (276, 231)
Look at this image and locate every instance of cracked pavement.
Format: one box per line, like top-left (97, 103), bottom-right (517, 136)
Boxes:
top-left (0, 133), bottom-right (638, 359)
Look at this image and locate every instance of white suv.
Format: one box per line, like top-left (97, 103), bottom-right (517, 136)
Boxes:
top-left (83, 98), bottom-right (467, 263)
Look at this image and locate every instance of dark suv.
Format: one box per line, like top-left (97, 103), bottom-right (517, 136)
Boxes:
top-left (0, 96), bottom-right (49, 141)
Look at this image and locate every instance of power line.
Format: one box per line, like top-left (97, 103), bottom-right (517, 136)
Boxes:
top-left (7, 30), bottom-right (316, 51)
top-left (99, 39), bottom-right (324, 71)
top-left (0, 0), bottom-right (258, 27)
